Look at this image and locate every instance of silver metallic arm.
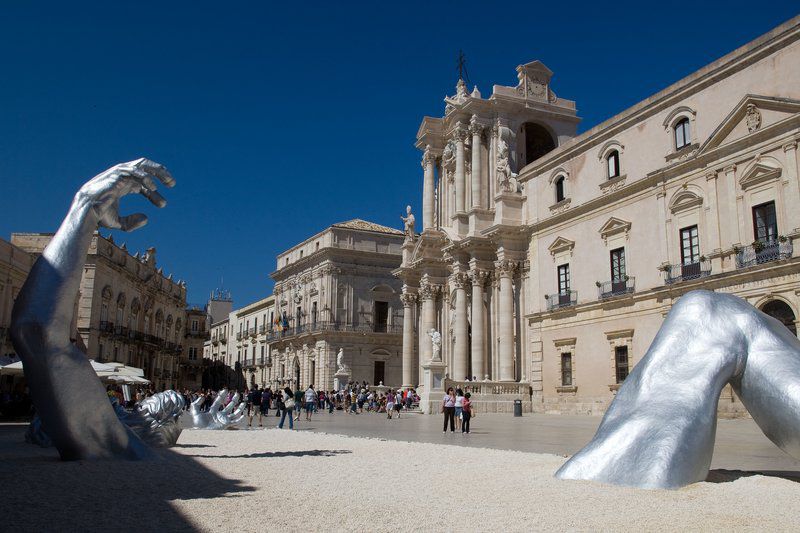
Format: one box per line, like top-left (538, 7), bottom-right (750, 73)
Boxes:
top-left (556, 290), bottom-right (800, 489)
top-left (10, 159), bottom-right (174, 460)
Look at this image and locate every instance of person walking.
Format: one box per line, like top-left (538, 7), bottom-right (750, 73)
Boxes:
top-left (394, 389), bottom-right (403, 419)
top-left (261, 386), bottom-right (272, 417)
top-left (442, 387), bottom-right (456, 433)
top-left (304, 384), bottom-right (316, 421)
top-left (248, 384), bottom-right (263, 427)
top-left (278, 386), bottom-right (295, 430)
top-left (293, 386), bottom-right (304, 422)
top-left (386, 389), bottom-right (395, 419)
top-left (461, 392), bottom-right (473, 434)
top-left (454, 388), bottom-right (464, 431)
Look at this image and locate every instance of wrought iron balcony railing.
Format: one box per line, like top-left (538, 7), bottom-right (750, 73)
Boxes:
top-left (597, 277), bottom-right (635, 299)
top-left (546, 291), bottom-right (577, 311)
top-left (735, 240), bottom-right (793, 269)
top-left (265, 321), bottom-right (403, 341)
top-left (663, 259), bottom-right (711, 284)
top-left (98, 321), bottom-right (114, 334)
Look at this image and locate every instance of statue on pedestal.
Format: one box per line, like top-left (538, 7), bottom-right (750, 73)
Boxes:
top-left (428, 329), bottom-right (441, 361)
top-left (336, 347), bottom-right (346, 373)
top-left (400, 205), bottom-right (416, 242)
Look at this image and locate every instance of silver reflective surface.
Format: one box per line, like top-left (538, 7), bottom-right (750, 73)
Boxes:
top-left (9, 159), bottom-right (174, 460)
top-left (188, 389), bottom-right (246, 430)
top-left (133, 390), bottom-right (186, 447)
top-left (556, 290), bottom-right (800, 489)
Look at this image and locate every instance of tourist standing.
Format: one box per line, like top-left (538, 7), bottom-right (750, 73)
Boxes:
top-left (386, 389), bottom-right (395, 419)
top-left (442, 387), bottom-right (456, 433)
top-left (261, 386), bottom-right (272, 417)
top-left (248, 384), bottom-right (263, 427)
top-left (394, 390), bottom-right (403, 418)
top-left (461, 392), bottom-right (473, 434)
top-left (454, 388), bottom-right (464, 431)
top-left (293, 387), bottom-right (304, 421)
top-left (278, 386), bottom-right (294, 429)
top-left (304, 385), bottom-right (316, 421)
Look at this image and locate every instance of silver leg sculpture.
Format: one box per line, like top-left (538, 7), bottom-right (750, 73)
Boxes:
top-left (9, 159), bottom-right (175, 460)
top-left (556, 290), bottom-right (800, 489)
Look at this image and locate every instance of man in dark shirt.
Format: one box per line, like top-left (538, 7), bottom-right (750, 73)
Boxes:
top-left (248, 384), bottom-right (263, 427)
top-left (261, 386), bottom-right (272, 417)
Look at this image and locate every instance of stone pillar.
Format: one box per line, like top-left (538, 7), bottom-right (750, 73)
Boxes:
top-left (454, 124), bottom-right (467, 214)
top-left (470, 115), bottom-right (484, 210)
top-left (418, 276), bottom-right (440, 362)
top-left (724, 165), bottom-right (741, 245)
top-left (470, 268), bottom-right (489, 381)
top-left (451, 272), bottom-right (469, 381)
top-left (783, 141), bottom-right (800, 232)
top-left (422, 145), bottom-right (435, 231)
top-left (400, 289), bottom-right (418, 387)
top-left (496, 259), bottom-right (517, 381)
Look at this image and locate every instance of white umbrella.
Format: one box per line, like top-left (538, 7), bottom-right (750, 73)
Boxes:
top-left (0, 361), bottom-right (24, 375)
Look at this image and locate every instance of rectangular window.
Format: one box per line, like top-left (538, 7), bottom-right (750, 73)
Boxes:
top-left (373, 360), bottom-right (385, 385)
top-left (610, 247), bottom-right (626, 281)
top-left (680, 225), bottom-right (700, 265)
top-left (752, 201), bottom-right (778, 243)
top-left (191, 320), bottom-right (198, 332)
top-left (374, 301), bottom-right (389, 332)
top-left (615, 346), bottom-right (630, 383)
top-left (675, 119), bottom-right (691, 150)
top-left (311, 302), bottom-right (318, 326)
top-left (557, 264), bottom-right (570, 294)
top-left (561, 352), bottom-right (573, 386)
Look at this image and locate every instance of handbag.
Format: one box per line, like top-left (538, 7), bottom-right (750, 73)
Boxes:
top-left (285, 397), bottom-right (295, 409)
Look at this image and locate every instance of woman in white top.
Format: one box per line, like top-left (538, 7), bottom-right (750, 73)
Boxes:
top-left (454, 388), bottom-right (465, 431)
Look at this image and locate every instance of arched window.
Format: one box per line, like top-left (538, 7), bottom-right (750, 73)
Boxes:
top-left (760, 300), bottom-right (797, 336)
top-left (674, 118), bottom-right (691, 150)
top-left (555, 176), bottom-right (566, 203)
top-left (607, 150), bottom-right (620, 179)
top-left (522, 122), bottom-right (556, 166)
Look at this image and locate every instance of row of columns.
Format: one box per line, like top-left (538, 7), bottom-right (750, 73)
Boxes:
top-left (421, 114), bottom-right (489, 230)
top-left (400, 261), bottom-right (518, 387)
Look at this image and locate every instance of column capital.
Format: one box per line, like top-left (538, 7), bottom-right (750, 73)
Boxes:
top-left (494, 259), bottom-right (518, 278)
top-left (422, 144), bottom-right (435, 167)
top-left (419, 275), bottom-right (441, 300)
top-left (450, 272), bottom-right (470, 290)
top-left (469, 114), bottom-right (484, 137)
top-left (400, 291), bottom-right (418, 307)
top-left (783, 140), bottom-right (798, 152)
top-left (453, 122), bottom-right (469, 142)
top-left (723, 164), bottom-right (736, 174)
top-left (470, 268), bottom-right (491, 287)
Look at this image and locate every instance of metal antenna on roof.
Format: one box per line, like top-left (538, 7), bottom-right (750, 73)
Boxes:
top-left (457, 49), bottom-right (471, 86)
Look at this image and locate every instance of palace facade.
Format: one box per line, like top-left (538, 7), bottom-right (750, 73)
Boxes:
top-left (397, 16), bottom-right (800, 414)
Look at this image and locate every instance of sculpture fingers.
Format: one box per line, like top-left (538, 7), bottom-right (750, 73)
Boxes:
top-left (132, 158), bottom-right (175, 188)
top-left (190, 395), bottom-right (204, 416)
top-left (222, 399), bottom-right (236, 415)
top-left (210, 390), bottom-right (226, 412)
top-left (118, 213), bottom-right (149, 232)
top-left (232, 402), bottom-right (246, 420)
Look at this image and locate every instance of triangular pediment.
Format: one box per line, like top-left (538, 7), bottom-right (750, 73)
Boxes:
top-left (738, 158), bottom-right (782, 189)
top-left (598, 217), bottom-right (632, 239)
top-left (547, 236), bottom-right (575, 255)
top-left (699, 95), bottom-right (800, 155)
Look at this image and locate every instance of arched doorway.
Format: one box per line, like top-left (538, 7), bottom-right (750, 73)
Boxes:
top-left (522, 122), bottom-right (556, 166)
top-left (760, 300), bottom-right (797, 336)
top-left (293, 359), bottom-right (301, 388)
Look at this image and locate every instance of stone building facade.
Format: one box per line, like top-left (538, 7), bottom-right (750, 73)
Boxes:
top-left (267, 220), bottom-right (405, 391)
top-left (232, 295), bottom-right (275, 389)
top-left (182, 305), bottom-right (209, 390)
top-left (0, 238), bottom-right (34, 363)
top-left (11, 232), bottom-right (188, 391)
top-left (398, 16), bottom-right (800, 414)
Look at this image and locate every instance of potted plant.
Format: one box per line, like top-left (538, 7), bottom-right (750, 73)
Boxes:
top-left (752, 240), bottom-right (765, 253)
top-left (778, 235), bottom-right (788, 243)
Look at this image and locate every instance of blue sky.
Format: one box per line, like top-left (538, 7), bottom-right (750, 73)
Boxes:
top-left (1, 1), bottom-right (798, 306)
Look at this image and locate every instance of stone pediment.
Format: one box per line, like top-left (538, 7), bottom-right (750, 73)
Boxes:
top-left (547, 236), bottom-right (575, 256)
top-left (598, 217), bottom-right (631, 242)
top-left (698, 95), bottom-right (800, 155)
top-left (738, 158), bottom-right (782, 190)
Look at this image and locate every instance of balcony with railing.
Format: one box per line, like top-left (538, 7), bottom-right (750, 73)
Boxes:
top-left (259, 324), bottom-right (267, 334)
top-left (735, 240), bottom-right (793, 269)
top-left (597, 277), bottom-right (635, 299)
top-left (266, 321), bottom-right (403, 342)
top-left (236, 332), bottom-right (243, 341)
top-left (663, 259), bottom-right (711, 285)
top-left (258, 356), bottom-right (272, 367)
top-left (98, 321), bottom-right (114, 334)
top-left (113, 325), bottom-right (129, 338)
top-left (545, 291), bottom-right (577, 311)
top-left (248, 327), bottom-right (257, 338)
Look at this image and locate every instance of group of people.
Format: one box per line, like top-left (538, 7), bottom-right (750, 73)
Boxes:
top-left (441, 387), bottom-right (474, 434)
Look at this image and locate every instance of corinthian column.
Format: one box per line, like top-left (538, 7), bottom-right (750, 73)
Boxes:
top-left (451, 272), bottom-right (469, 381)
top-left (496, 259), bottom-right (517, 381)
top-left (454, 124), bottom-right (467, 214)
top-left (469, 115), bottom-right (484, 210)
top-left (422, 145), bottom-right (435, 231)
top-left (418, 275), bottom-right (440, 362)
top-left (400, 288), bottom-right (418, 388)
top-left (470, 268), bottom-right (489, 380)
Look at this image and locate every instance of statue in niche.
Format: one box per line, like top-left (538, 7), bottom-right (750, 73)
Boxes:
top-left (428, 329), bottom-right (442, 361)
top-left (400, 205), bottom-right (416, 242)
top-left (496, 138), bottom-right (519, 193)
top-left (336, 347), bottom-right (346, 373)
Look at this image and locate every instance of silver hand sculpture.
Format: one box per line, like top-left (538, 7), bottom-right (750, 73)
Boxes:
top-left (556, 290), bottom-right (800, 489)
top-left (188, 389), bottom-right (246, 430)
top-left (10, 158), bottom-right (174, 460)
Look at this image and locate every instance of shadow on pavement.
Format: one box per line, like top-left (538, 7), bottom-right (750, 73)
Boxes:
top-left (706, 468), bottom-right (800, 484)
top-left (0, 425), bottom-right (254, 532)
top-left (186, 449), bottom-right (352, 459)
